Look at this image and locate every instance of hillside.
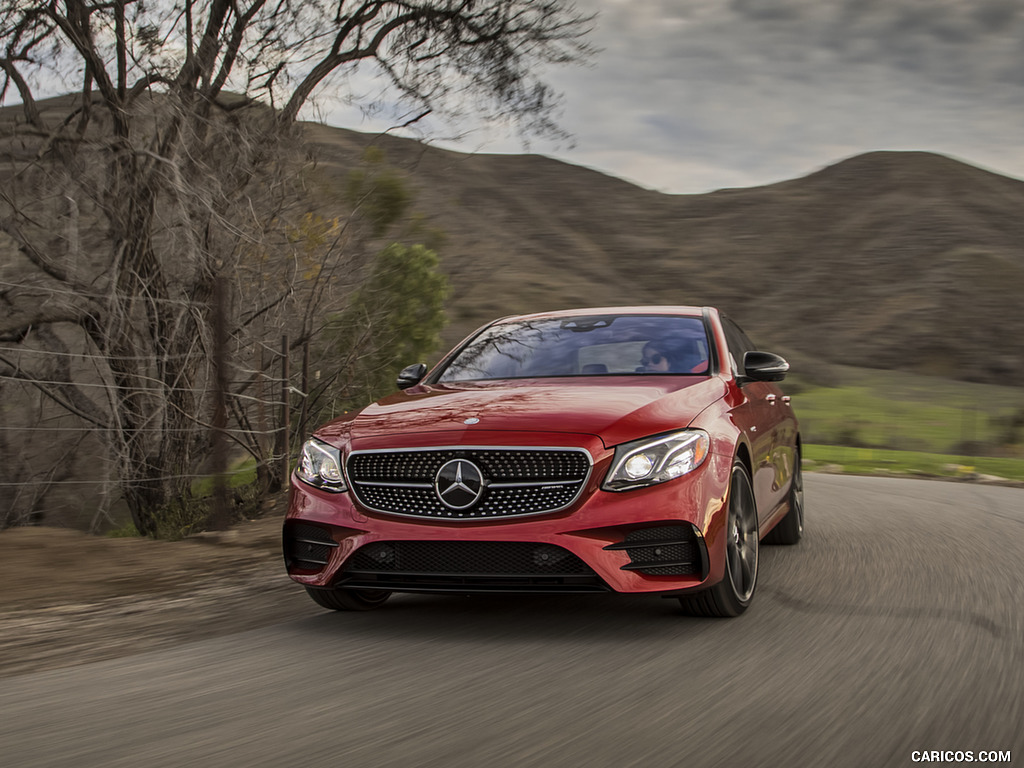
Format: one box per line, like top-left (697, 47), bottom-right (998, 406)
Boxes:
top-left (301, 124), bottom-right (1024, 384)
top-left (2, 96), bottom-right (1022, 386)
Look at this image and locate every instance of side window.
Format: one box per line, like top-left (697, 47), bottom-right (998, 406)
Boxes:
top-left (721, 317), bottom-right (756, 376)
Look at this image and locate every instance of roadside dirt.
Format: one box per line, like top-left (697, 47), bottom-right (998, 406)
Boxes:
top-left (0, 495), bottom-right (319, 679)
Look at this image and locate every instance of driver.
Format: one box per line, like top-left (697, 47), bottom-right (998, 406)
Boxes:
top-left (639, 339), bottom-right (709, 374)
top-left (640, 342), bottom-right (671, 372)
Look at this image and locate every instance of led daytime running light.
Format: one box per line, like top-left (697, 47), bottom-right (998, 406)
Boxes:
top-left (604, 430), bottom-right (710, 491)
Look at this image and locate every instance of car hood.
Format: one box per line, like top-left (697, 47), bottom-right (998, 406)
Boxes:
top-left (318, 377), bottom-right (728, 449)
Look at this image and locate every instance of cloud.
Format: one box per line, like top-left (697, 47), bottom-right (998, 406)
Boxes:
top-left (546, 0), bottom-right (1024, 191)
top-left (315, 0), bottom-right (1024, 194)
top-left (725, 0), bottom-right (1024, 85)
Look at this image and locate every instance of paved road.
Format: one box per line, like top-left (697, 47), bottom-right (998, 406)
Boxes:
top-left (2, 475), bottom-right (1021, 768)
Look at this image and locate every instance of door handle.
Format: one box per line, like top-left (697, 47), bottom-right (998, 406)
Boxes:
top-left (766, 394), bottom-right (777, 405)
top-left (782, 396), bottom-right (791, 406)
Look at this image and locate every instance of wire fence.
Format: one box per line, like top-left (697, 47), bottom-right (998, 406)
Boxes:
top-left (0, 463), bottom-right (280, 488)
top-left (0, 332), bottom-right (321, 528)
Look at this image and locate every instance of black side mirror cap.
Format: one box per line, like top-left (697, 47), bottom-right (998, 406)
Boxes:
top-left (740, 351), bottom-right (790, 383)
top-left (396, 363), bottom-right (428, 390)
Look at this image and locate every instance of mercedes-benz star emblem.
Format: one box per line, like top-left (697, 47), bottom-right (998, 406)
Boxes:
top-left (434, 459), bottom-right (485, 510)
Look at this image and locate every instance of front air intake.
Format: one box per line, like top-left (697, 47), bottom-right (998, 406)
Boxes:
top-left (337, 540), bottom-right (608, 593)
top-left (605, 525), bottom-right (708, 577)
top-left (283, 523), bottom-right (339, 572)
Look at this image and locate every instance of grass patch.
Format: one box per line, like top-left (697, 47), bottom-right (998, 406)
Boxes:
top-left (804, 445), bottom-right (1024, 482)
top-left (106, 520), bottom-right (141, 538)
top-left (191, 457), bottom-right (261, 497)
top-left (791, 365), bottom-right (1024, 455)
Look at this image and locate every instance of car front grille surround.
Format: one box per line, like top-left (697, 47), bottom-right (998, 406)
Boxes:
top-left (604, 524), bottom-right (708, 577)
top-left (338, 540), bottom-right (608, 593)
top-left (346, 447), bottom-right (592, 520)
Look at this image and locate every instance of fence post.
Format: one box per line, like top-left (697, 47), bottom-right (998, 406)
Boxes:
top-left (300, 340), bottom-right (310, 442)
top-left (255, 344), bottom-right (267, 482)
top-left (279, 334), bottom-right (290, 486)
top-left (209, 275), bottom-right (230, 530)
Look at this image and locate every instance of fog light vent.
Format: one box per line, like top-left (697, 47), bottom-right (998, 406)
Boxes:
top-left (283, 523), bottom-right (339, 571)
top-left (604, 525), bottom-right (706, 577)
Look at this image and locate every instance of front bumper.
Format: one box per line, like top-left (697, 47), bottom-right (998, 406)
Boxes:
top-left (285, 447), bottom-right (732, 596)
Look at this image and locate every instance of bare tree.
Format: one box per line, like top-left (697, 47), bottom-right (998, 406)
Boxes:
top-left (0, 1), bottom-right (592, 534)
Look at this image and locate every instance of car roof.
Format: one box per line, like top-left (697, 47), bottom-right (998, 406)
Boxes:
top-left (492, 306), bottom-right (712, 324)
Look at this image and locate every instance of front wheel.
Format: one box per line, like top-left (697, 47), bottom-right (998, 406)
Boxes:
top-left (679, 460), bottom-right (758, 618)
top-left (305, 586), bottom-right (392, 611)
top-left (764, 449), bottom-right (804, 545)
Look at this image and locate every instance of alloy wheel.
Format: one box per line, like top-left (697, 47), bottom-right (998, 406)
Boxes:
top-left (726, 465), bottom-right (758, 603)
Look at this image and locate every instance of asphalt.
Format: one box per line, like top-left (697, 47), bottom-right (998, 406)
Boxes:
top-left (1, 474), bottom-right (1021, 768)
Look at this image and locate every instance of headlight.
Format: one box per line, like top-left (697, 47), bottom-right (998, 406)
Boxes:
top-left (296, 438), bottom-right (347, 493)
top-left (603, 430), bottom-right (710, 491)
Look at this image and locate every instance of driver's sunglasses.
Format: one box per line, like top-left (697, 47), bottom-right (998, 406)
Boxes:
top-left (642, 353), bottom-right (665, 366)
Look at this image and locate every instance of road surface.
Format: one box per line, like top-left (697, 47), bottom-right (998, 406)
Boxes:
top-left (1, 474), bottom-right (1021, 767)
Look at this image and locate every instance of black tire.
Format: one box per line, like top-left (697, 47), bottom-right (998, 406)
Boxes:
top-left (764, 449), bottom-right (804, 545)
top-left (679, 460), bottom-right (758, 618)
top-left (305, 586), bottom-right (392, 611)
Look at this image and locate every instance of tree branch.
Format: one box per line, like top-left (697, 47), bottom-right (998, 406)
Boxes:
top-left (210, 0), bottom-right (270, 98)
top-left (0, 353), bottom-right (111, 430)
top-left (0, 309), bottom-right (93, 342)
top-left (0, 59), bottom-right (47, 132)
top-left (0, 214), bottom-right (71, 283)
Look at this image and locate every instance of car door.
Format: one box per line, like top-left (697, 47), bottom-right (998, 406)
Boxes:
top-left (722, 318), bottom-right (792, 524)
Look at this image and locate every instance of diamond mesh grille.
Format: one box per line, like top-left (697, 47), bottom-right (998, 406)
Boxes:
top-left (349, 449), bottom-right (589, 482)
top-left (347, 448), bottom-right (590, 520)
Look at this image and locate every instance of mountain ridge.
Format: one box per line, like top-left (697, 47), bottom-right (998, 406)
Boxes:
top-left (2, 95), bottom-right (1020, 383)
top-left (299, 123), bottom-right (1024, 383)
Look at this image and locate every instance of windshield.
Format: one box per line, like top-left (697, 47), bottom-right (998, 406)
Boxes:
top-left (437, 314), bottom-right (711, 382)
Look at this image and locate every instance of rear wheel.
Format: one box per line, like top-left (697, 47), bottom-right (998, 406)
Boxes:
top-left (305, 586), bottom-right (392, 611)
top-left (679, 460), bottom-right (758, 618)
top-left (764, 449), bottom-right (804, 545)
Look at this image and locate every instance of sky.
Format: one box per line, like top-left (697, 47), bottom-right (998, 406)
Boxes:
top-left (314, 0), bottom-right (1024, 194)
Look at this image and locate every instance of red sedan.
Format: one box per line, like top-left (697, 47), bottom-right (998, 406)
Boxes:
top-left (285, 306), bottom-right (803, 617)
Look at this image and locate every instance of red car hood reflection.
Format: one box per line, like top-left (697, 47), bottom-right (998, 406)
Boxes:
top-left (324, 377), bottom-right (728, 449)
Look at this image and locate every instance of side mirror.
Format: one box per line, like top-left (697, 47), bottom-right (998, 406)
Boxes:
top-left (740, 351), bottom-right (789, 383)
top-left (396, 363), bottom-right (428, 390)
